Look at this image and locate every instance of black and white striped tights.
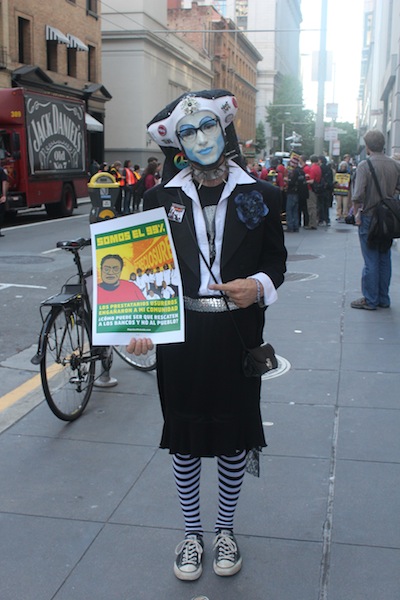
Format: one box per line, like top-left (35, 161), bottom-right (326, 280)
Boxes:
top-left (172, 451), bottom-right (247, 535)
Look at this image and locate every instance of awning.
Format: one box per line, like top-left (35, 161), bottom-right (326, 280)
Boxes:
top-left (85, 113), bottom-right (104, 133)
top-left (67, 34), bottom-right (89, 52)
top-left (46, 25), bottom-right (69, 45)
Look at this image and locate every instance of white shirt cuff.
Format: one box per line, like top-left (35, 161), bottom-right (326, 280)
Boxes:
top-left (249, 272), bottom-right (278, 306)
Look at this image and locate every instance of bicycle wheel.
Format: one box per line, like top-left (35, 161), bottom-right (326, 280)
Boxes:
top-left (40, 307), bottom-right (95, 420)
top-left (113, 344), bottom-right (157, 371)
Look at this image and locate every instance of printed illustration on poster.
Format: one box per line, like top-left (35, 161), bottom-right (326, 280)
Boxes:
top-left (333, 172), bottom-right (351, 196)
top-left (90, 208), bottom-right (184, 345)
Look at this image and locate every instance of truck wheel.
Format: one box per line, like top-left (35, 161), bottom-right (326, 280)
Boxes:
top-left (45, 184), bottom-right (75, 218)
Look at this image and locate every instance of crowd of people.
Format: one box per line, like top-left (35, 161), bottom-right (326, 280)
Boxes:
top-left (247, 151), bottom-right (357, 232)
top-left (249, 135), bottom-right (400, 315)
top-left (89, 156), bottom-right (162, 215)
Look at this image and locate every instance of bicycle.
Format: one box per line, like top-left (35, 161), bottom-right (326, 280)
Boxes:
top-left (31, 237), bottom-right (156, 421)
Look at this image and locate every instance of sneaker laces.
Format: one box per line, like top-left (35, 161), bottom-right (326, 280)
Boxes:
top-left (175, 536), bottom-right (203, 567)
top-left (213, 531), bottom-right (237, 563)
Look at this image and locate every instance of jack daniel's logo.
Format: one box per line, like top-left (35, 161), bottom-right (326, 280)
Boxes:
top-left (26, 95), bottom-right (85, 175)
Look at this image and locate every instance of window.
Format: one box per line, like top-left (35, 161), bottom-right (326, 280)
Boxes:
top-left (87, 0), bottom-right (98, 17)
top-left (88, 44), bottom-right (96, 81)
top-left (18, 17), bottom-right (32, 64)
top-left (47, 40), bottom-right (58, 71)
top-left (67, 47), bottom-right (77, 77)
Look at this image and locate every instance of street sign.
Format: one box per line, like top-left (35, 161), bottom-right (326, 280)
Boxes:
top-left (324, 127), bottom-right (338, 141)
top-left (326, 103), bottom-right (338, 119)
top-left (332, 140), bottom-right (340, 156)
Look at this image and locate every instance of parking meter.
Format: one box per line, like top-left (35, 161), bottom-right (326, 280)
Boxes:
top-left (88, 171), bottom-right (120, 223)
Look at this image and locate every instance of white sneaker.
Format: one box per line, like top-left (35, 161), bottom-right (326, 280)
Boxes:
top-left (213, 529), bottom-right (242, 576)
top-left (174, 533), bottom-right (204, 581)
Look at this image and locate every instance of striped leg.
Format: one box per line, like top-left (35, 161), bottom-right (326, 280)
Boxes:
top-left (172, 453), bottom-right (203, 535)
top-left (215, 451), bottom-right (247, 532)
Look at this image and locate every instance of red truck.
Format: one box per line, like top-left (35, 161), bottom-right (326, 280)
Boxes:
top-left (0, 87), bottom-right (88, 217)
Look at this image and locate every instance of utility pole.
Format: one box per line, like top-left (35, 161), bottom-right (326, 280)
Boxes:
top-left (314, 0), bottom-right (328, 155)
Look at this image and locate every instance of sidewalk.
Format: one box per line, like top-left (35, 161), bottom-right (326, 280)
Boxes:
top-left (0, 212), bottom-right (399, 600)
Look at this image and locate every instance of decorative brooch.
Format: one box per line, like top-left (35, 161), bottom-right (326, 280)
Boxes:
top-left (235, 191), bottom-right (269, 230)
top-left (179, 95), bottom-right (200, 115)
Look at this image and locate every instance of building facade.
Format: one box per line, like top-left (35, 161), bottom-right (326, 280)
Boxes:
top-left (0, 0), bottom-right (110, 163)
top-left (178, 0), bottom-right (302, 153)
top-left (101, 0), bottom-right (213, 167)
top-left (167, 1), bottom-right (262, 157)
top-left (358, 0), bottom-right (400, 156)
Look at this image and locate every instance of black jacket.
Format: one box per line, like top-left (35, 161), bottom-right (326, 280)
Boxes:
top-left (144, 177), bottom-right (287, 300)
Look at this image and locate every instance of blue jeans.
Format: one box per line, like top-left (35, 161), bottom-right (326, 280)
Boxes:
top-left (286, 193), bottom-right (299, 231)
top-left (358, 214), bottom-right (392, 307)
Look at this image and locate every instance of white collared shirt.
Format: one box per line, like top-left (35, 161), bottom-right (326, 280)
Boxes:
top-left (165, 160), bottom-right (277, 305)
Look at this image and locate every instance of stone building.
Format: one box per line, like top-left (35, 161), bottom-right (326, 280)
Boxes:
top-left (101, 0), bottom-right (213, 167)
top-left (176, 0), bottom-right (302, 153)
top-left (358, 0), bottom-right (400, 156)
top-left (0, 0), bottom-right (110, 163)
top-left (167, 1), bottom-right (262, 158)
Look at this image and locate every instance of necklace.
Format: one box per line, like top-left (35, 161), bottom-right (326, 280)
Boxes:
top-left (191, 160), bottom-right (229, 188)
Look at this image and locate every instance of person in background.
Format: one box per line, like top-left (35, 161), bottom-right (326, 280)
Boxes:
top-left (350, 129), bottom-right (400, 310)
top-left (131, 164), bottom-right (142, 212)
top-left (89, 158), bottom-right (100, 178)
top-left (127, 89), bottom-right (287, 582)
top-left (109, 161), bottom-right (124, 214)
top-left (334, 161), bottom-right (351, 222)
top-left (317, 155), bottom-right (334, 227)
top-left (285, 160), bottom-right (302, 232)
top-left (298, 155), bottom-right (309, 227)
top-left (122, 159), bottom-right (135, 214)
top-left (303, 154), bottom-right (321, 229)
top-left (143, 161), bottom-right (158, 191)
top-left (0, 165), bottom-right (9, 237)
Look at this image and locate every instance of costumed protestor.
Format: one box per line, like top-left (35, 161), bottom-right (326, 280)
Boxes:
top-left (127, 89), bottom-right (287, 581)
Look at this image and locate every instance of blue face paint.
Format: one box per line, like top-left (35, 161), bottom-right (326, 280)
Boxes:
top-left (177, 111), bottom-right (226, 166)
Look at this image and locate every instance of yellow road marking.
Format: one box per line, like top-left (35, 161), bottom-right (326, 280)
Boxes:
top-left (0, 373), bottom-right (43, 412)
top-left (0, 362), bottom-right (63, 413)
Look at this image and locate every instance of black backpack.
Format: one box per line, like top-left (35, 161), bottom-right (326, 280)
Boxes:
top-left (313, 164), bottom-right (333, 194)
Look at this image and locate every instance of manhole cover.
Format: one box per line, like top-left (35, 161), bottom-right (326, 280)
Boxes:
top-left (285, 272), bottom-right (319, 282)
top-left (262, 355), bottom-right (291, 380)
top-left (287, 254), bottom-right (322, 261)
top-left (1, 255), bottom-right (54, 264)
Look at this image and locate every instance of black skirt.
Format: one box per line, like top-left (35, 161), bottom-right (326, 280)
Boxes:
top-left (156, 304), bottom-right (267, 457)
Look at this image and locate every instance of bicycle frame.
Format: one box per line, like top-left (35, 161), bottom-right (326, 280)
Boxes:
top-left (31, 239), bottom-right (93, 366)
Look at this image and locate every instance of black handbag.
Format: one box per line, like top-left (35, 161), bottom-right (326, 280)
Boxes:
top-left (242, 343), bottom-right (278, 377)
top-left (366, 159), bottom-right (400, 248)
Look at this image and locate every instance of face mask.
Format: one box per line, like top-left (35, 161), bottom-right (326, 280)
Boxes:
top-left (177, 111), bottom-right (225, 167)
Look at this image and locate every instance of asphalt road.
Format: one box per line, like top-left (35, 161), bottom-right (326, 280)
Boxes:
top-left (0, 201), bottom-right (93, 363)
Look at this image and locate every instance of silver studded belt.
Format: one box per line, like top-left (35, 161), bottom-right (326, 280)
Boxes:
top-left (183, 296), bottom-right (239, 312)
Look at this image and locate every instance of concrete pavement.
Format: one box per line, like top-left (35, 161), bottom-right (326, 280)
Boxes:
top-left (0, 210), bottom-right (399, 600)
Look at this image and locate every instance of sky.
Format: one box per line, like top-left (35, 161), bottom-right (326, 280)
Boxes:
top-left (299, 0), bottom-right (365, 124)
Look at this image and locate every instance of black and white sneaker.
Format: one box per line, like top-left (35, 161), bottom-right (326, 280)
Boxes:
top-left (213, 529), bottom-right (242, 576)
top-left (174, 533), bottom-right (204, 581)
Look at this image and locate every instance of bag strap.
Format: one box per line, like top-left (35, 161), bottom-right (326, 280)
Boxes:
top-left (366, 158), bottom-right (384, 201)
top-left (366, 159), bottom-right (400, 218)
top-left (177, 189), bottom-right (250, 353)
